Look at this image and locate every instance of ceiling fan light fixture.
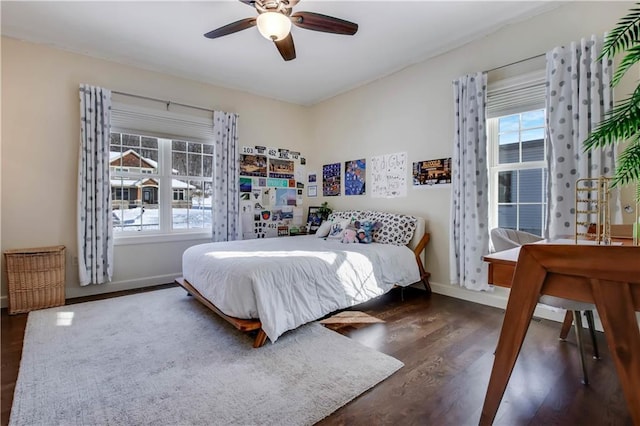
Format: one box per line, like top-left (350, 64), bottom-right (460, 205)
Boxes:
top-left (256, 12), bottom-right (291, 41)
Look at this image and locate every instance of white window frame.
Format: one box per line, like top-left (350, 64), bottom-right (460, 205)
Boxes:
top-left (110, 102), bottom-right (215, 245)
top-left (487, 114), bottom-right (547, 235)
top-left (487, 70), bottom-right (547, 236)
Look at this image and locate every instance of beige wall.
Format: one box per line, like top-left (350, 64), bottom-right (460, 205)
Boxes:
top-left (1, 1), bottom-right (637, 311)
top-left (307, 1), bottom-right (637, 310)
top-left (1, 37), bottom-right (311, 301)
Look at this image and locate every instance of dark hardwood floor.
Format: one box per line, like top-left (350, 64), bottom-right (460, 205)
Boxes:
top-left (1, 286), bottom-right (632, 425)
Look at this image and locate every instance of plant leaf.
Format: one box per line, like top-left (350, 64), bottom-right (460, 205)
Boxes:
top-left (600, 6), bottom-right (640, 60)
top-left (612, 44), bottom-right (640, 86)
top-left (612, 141), bottom-right (640, 188)
top-left (583, 85), bottom-right (640, 151)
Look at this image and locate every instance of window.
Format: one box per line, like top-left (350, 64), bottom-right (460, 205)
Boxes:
top-left (110, 132), bottom-right (213, 234)
top-left (488, 110), bottom-right (547, 236)
top-left (110, 99), bottom-right (217, 240)
top-left (487, 70), bottom-right (547, 237)
top-left (173, 189), bottom-right (186, 201)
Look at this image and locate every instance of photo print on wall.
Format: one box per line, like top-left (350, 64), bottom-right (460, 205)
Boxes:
top-left (344, 159), bottom-right (366, 196)
top-left (412, 158), bottom-right (452, 186)
top-left (239, 154), bottom-right (267, 177)
top-left (269, 158), bottom-right (295, 179)
top-left (239, 177), bottom-right (252, 192)
top-left (323, 163), bottom-right (341, 196)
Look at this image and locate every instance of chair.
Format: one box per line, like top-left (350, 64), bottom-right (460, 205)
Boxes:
top-left (490, 227), bottom-right (599, 384)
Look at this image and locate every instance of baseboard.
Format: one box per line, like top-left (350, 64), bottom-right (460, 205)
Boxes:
top-left (422, 281), bottom-right (607, 332)
top-left (64, 273), bottom-right (180, 300)
top-left (65, 272), bottom-right (182, 299)
top-left (0, 273), bottom-right (181, 309)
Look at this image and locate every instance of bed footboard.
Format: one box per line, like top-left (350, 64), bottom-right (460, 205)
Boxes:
top-left (175, 277), bottom-right (268, 348)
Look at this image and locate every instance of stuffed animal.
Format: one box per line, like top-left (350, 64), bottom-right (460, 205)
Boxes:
top-left (341, 228), bottom-right (359, 244)
top-left (354, 220), bottom-right (382, 244)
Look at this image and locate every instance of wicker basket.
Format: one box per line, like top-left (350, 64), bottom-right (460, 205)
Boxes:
top-left (4, 245), bottom-right (66, 314)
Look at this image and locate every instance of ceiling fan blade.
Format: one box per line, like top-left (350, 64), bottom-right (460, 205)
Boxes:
top-left (291, 12), bottom-right (358, 35)
top-left (275, 33), bottom-right (296, 61)
top-left (238, 0), bottom-right (257, 7)
top-left (204, 18), bottom-right (256, 39)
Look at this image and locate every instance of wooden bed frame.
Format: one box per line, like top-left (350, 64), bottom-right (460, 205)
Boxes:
top-left (176, 232), bottom-right (431, 348)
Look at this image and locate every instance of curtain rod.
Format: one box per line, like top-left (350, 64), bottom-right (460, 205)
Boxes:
top-left (111, 90), bottom-right (214, 114)
top-left (485, 53), bottom-right (546, 73)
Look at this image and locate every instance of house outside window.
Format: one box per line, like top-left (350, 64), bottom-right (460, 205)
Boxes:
top-left (110, 132), bottom-right (213, 234)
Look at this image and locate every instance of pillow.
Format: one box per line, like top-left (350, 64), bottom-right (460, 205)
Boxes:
top-left (326, 219), bottom-right (351, 240)
top-left (329, 210), bottom-right (418, 245)
top-left (315, 221), bottom-right (333, 238)
top-left (371, 212), bottom-right (417, 245)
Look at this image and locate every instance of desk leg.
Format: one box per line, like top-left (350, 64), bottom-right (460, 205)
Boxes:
top-left (590, 279), bottom-right (640, 424)
top-left (479, 251), bottom-right (547, 426)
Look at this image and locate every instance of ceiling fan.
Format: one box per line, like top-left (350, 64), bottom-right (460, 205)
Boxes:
top-left (204, 0), bottom-right (359, 61)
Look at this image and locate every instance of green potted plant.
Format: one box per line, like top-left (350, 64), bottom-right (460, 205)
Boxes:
top-left (584, 5), bottom-right (640, 201)
top-left (317, 202), bottom-right (333, 221)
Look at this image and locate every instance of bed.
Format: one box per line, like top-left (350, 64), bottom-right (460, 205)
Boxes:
top-left (177, 211), bottom-right (431, 347)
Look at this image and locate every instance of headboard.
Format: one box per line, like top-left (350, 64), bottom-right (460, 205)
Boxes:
top-left (409, 216), bottom-right (426, 252)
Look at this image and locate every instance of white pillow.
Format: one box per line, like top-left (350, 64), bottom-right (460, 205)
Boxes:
top-left (326, 219), bottom-right (351, 240)
top-left (315, 221), bottom-right (333, 237)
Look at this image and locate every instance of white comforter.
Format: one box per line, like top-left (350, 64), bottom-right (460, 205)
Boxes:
top-left (182, 235), bottom-right (420, 342)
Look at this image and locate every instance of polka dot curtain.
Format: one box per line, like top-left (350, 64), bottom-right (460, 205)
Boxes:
top-left (212, 111), bottom-right (240, 242)
top-left (450, 72), bottom-right (491, 291)
top-left (545, 35), bottom-right (619, 240)
top-left (78, 84), bottom-right (113, 285)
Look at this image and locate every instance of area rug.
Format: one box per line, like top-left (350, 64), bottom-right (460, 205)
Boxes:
top-left (10, 287), bottom-right (403, 426)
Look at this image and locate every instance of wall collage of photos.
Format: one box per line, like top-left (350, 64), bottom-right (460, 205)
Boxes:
top-left (239, 147), bottom-right (452, 239)
top-left (239, 146), bottom-right (307, 239)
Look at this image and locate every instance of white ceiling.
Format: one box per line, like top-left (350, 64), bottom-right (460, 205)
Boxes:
top-left (1, 1), bottom-right (559, 105)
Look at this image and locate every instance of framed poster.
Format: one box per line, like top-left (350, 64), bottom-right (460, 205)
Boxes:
top-left (307, 206), bottom-right (323, 234)
top-left (307, 185), bottom-right (317, 197)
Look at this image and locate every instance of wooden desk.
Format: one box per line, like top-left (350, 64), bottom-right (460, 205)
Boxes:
top-left (485, 239), bottom-right (635, 289)
top-left (480, 244), bottom-right (640, 425)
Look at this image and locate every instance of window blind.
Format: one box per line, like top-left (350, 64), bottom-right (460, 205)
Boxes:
top-left (111, 102), bottom-right (214, 143)
top-left (487, 70), bottom-right (545, 118)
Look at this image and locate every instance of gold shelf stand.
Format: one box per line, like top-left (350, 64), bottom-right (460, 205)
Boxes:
top-left (575, 176), bottom-right (612, 244)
